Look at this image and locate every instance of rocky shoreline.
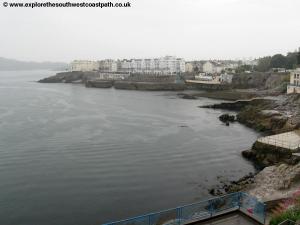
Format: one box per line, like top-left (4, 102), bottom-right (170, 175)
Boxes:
top-left (38, 71), bottom-right (186, 91)
top-left (203, 95), bottom-right (300, 201)
top-left (39, 70), bottom-right (300, 202)
top-left (201, 97), bottom-right (299, 134)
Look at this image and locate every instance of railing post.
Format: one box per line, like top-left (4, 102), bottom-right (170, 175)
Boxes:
top-left (176, 207), bottom-right (181, 225)
top-left (238, 192), bottom-right (241, 209)
top-left (148, 214), bottom-right (152, 225)
top-left (209, 199), bottom-right (213, 217)
top-left (263, 203), bottom-right (266, 225)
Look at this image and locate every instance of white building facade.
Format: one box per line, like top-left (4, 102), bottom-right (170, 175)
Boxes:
top-left (202, 61), bottom-right (224, 74)
top-left (99, 59), bottom-right (117, 72)
top-left (220, 73), bottom-right (234, 84)
top-left (70, 60), bottom-right (99, 72)
top-left (119, 56), bottom-right (185, 75)
top-left (70, 56), bottom-right (185, 74)
top-left (185, 62), bottom-right (194, 73)
top-left (287, 68), bottom-right (300, 94)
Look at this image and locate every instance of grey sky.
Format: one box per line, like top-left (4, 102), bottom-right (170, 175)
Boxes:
top-left (0, 0), bottom-right (299, 62)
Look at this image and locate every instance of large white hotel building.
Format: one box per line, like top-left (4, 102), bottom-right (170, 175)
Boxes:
top-left (119, 56), bottom-right (185, 74)
top-left (70, 56), bottom-right (185, 75)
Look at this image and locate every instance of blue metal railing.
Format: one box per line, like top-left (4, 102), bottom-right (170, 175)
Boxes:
top-left (103, 192), bottom-right (266, 225)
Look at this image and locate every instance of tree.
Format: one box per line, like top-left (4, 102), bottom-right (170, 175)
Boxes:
top-left (255, 56), bottom-right (271, 72)
top-left (270, 54), bottom-right (287, 68)
top-left (235, 64), bottom-right (252, 73)
top-left (286, 52), bottom-right (297, 69)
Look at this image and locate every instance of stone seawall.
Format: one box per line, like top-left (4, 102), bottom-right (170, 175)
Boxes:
top-left (85, 80), bottom-right (114, 88)
top-left (114, 81), bottom-right (185, 91)
top-left (186, 82), bottom-right (231, 91)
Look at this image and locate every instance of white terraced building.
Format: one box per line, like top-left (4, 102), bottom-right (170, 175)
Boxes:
top-left (70, 56), bottom-right (185, 74)
top-left (287, 68), bottom-right (300, 94)
top-left (98, 59), bottom-right (117, 72)
top-left (202, 61), bottom-right (224, 74)
top-left (119, 56), bottom-right (185, 75)
top-left (70, 60), bottom-right (99, 72)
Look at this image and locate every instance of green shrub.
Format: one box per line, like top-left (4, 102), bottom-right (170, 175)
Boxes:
top-left (269, 208), bottom-right (300, 225)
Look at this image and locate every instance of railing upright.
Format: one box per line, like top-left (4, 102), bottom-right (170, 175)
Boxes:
top-left (238, 192), bottom-right (241, 209)
top-left (148, 214), bottom-right (151, 225)
top-left (263, 203), bottom-right (266, 225)
top-left (208, 199), bottom-right (213, 217)
top-left (176, 207), bottom-right (181, 225)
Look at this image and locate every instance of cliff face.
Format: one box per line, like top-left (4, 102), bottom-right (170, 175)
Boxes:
top-left (232, 72), bottom-right (289, 91)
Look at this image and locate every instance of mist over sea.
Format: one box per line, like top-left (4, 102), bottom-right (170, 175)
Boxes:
top-left (0, 70), bottom-right (259, 225)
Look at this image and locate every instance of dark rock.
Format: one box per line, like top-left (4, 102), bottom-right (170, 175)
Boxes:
top-left (219, 114), bottom-right (235, 123)
top-left (177, 93), bottom-right (197, 99)
top-left (201, 98), bottom-right (273, 111)
top-left (242, 149), bottom-right (256, 160)
top-left (208, 172), bottom-right (256, 196)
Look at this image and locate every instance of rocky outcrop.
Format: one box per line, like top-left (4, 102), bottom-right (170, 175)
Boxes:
top-left (248, 163), bottom-right (300, 201)
top-left (201, 97), bottom-right (297, 134)
top-left (209, 162), bottom-right (300, 201)
top-left (38, 71), bottom-right (99, 83)
top-left (209, 172), bottom-right (256, 196)
top-left (177, 93), bottom-right (197, 99)
top-left (201, 98), bottom-right (273, 111)
top-left (219, 114), bottom-right (235, 125)
top-left (242, 141), bottom-right (300, 167)
top-left (237, 106), bottom-right (289, 133)
top-left (38, 72), bottom-right (186, 91)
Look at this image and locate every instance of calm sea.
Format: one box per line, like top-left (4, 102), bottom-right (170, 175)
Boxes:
top-left (0, 70), bottom-right (259, 225)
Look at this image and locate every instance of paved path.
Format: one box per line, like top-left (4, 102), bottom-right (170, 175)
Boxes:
top-left (196, 212), bottom-right (261, 225)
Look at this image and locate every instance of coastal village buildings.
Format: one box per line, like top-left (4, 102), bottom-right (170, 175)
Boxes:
top-left (98, 59), bottom-right (118, 72)
top-left (287, 68), bottom-right (300, 94)
top-left (242, 58), bottom-right (259, 66)
top-left (220, 73), bottom-right (234, 84)
top-left (287, 48), bottom-right (300, 94)
top-left (70, 56), bottom-right (185, 75)
top-left (119, 56), bottom-right (185, 74)
top-left (70, 60), bottom-right (99, 72)
top-left (185, 62), bottom-right (194, 73)
top-left (202, 61), bottom-right (225, 74)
